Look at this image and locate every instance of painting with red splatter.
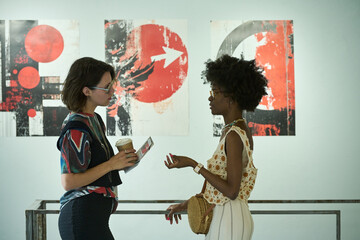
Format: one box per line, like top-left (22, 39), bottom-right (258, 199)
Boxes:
top-left (104, 20), bottom-right (188, 136)
top-left (211, 20), bottom-right (295, 136)
top-left (0, 20), bottom-right (79, 136)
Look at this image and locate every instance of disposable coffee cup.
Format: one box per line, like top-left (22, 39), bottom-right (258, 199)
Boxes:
top-left (115, 138), bottom-right (133, 152)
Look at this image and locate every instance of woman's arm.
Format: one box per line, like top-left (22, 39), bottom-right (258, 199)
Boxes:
top-left (165, 200), bottom-right (188, 224)
top-left (61, 150), bottom-right (137, 191)
top-left (200, 131), bottom-right (243, 199)
top-left (165, 130), bottom-right (243, 200)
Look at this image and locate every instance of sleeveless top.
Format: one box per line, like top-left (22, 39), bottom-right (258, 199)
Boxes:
top-left (203, 126), bottom-right (257, 205)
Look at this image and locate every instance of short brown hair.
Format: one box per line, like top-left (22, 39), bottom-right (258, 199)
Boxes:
top-left (61, 57), bottom-right (115, 112)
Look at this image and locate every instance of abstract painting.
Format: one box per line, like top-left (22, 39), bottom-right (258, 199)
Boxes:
top-left (104, 19), bottom-right (188, 136)
top-left (211, 20), bottom-right (295, 136)
top-left (0, 20), bottom-right (79, 136)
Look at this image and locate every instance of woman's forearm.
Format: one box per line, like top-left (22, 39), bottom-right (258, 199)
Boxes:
top-left (197, 166), bottom-right (240, 200)
top-left (61, 161), bottom-right (113, 191)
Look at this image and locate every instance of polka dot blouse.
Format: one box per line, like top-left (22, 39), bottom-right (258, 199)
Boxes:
top-left (203, 126), bottom-right (257, 205)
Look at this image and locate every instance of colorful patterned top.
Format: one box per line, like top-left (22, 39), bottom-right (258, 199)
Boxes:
top-left (58, 112), bottom-right (118, 210)
top-left (203, 126), bottom-right (257, 205)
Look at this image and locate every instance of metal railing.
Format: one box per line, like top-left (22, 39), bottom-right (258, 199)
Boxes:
top-left (25, 199), bottom-right (360, 240)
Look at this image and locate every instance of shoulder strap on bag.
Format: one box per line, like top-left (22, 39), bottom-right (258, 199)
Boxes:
top-left (199, 180), bottom-right (215, 221)
top-left (201, 180), bottom-right (207, 193)
top-left (202, 203), bottom-right (215, 222)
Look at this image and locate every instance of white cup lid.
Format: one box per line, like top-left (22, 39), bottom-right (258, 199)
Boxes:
top-left (115, 138), bottom-right (132, 146)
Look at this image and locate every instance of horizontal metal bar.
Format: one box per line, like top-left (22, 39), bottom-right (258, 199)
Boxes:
top-left (114, 210), bottom-right (179, 214)
top-left (114, 210), bottom-right (342, 215)
top-left (33, 210), bottom-right (59, 214)
top-left (31, 209), bottom-right (341, 215)
top-left (37, 199), bottom-right (360, 205)
top-left (118, 200), bottom-right (184, 204)
top-left (25, 200), bottom-right (44, 211)
top-left (251, 210), bottom-right (340, 215)
top-left (26, 200), bottom-right (344, 240)
top-left (117, 199), bottom-right (360, 204)
top-left (27, 199), bottom-right (360, 215)
top-left (248, 199), bottom-right (360, 204)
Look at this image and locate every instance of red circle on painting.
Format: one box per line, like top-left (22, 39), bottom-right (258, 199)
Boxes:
top-left (18, 66), bottom-right (40, 89)
top-left (125, 24), bottom-right (188, 103)
top-left (27, 109), bottom-right (36, 118)
top-left (25, 25), bottom-right (64, 63)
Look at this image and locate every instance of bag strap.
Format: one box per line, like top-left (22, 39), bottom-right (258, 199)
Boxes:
top-left (201, 180), bottom-right (207, 193)
top-left (200, 180), bottom-right (215, 221)
top-left (201, 199), bottom-right (215, 222)
top-left (198, 179), bottom-right (216, 222)
top-left (200, 180), bottom-right (215, 217)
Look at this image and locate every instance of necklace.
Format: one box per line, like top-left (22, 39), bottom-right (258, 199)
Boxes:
top-left (222, 118), bottom-right (245, 132)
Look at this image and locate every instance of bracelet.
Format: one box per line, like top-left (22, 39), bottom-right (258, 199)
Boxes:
top-left (193, 163), bottom-right (203, 174)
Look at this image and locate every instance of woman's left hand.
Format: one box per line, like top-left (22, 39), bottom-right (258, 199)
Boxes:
top-left (165, 202), bottom-right (187, 224)
top-left (164, 154), bottom-right (196, 169)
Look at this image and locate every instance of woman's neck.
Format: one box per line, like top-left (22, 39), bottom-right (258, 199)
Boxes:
top-left (223, 109), bottom-right (243, 125)
top-left (81, 102), bottom-right (96, 115)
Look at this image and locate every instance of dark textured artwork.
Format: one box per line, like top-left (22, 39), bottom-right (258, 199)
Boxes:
top-left (105, 20), bottom-right (189, 136)
top-left (0, 20), bottom-right (79, 136)
top-left (212, 20), bottom-right (295, 136)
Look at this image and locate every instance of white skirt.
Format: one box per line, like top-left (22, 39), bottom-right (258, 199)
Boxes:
top-left (205, 199), bottom-right (254, 240)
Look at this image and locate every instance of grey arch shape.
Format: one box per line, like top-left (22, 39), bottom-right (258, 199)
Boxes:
top-left (216, 20), bottom-right (278, 59)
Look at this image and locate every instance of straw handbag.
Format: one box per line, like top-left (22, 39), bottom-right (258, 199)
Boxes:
top-left (187, 194), bottom-right (215, 234)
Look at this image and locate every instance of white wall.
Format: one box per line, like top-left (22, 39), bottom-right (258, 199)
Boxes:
top-left (1, 0), bottom-right (360, 239)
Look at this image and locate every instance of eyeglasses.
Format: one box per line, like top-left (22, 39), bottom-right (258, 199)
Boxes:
top-left (210, 89), bottom-right (222, 98)
top-left (90, 79), bottom-right (117, 94)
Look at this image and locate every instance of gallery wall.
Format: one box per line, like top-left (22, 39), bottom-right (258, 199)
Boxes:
top-left (0, 0), bottom-right (359, 239)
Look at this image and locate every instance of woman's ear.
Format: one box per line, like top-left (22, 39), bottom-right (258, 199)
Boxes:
top-left (82, 87), bottom-right (92, 97)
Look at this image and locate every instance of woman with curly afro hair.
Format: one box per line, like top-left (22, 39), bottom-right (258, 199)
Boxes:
top-left (164, 54), bottom-right (268, 240)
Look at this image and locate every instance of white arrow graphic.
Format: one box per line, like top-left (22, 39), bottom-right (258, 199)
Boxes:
top-left (151, 47), bottom-right (183, 68)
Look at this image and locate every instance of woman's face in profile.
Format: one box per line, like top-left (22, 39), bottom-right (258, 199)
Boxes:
top-left (87, 72), bottom-right (115, 107)
top-left (209, 85), bottom-right (228, 116)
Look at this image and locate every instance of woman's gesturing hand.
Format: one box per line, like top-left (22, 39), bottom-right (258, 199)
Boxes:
top-left (165, 202), bottom-right (187, 224)
top-left (109, 149), bottom-right (138, 171)
top-left (164, 154), bottom-right (196, 169)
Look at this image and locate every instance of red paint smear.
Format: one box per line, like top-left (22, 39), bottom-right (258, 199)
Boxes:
top-left (255, 20), bottom-right (294, 110)
top-left (0, 89), bottom-right (33, 111)
top-left (14, 55), bottom-right (29, 64)
top-left (10, 80), bottom-right (18, 87)
top-left (249, 122), bottom-right (280, 136)
top-left (104, 20), bottom-right (119, 29)
top-left (107, 81), bottom-right (126, 118)
top-left (27, 108), bottom-right (36, 118)
top-left (107, 101), bottom-right (119, 118)
top-left (255, 33), bottom-right (264, 42)
top-left (25, 25), bottom-right (64, 63)
top-left (18, 66), bottom-right (40, 89)
top-left (121, 24), bottom-right (188, 103)
top-left (111, 47), bottom-right (123, 55)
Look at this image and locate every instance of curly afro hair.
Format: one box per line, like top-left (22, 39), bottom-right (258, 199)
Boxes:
top-left (202, 54), bottom-right (268, 112)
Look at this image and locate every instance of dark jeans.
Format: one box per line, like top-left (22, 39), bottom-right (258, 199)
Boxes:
top-left (58, 193), bottom-right (115, 240)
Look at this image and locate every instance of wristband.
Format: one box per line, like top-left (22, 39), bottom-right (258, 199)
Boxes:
top-left (193, 163), bottom-right (203, 174)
